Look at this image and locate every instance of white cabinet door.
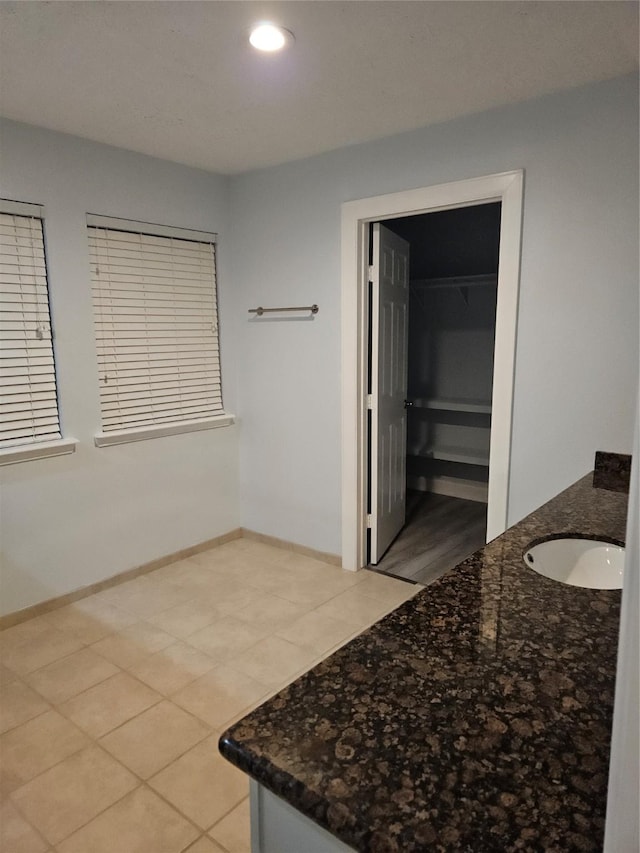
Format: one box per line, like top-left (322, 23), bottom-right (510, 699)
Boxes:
top-left (370, 223), bottom-right (410, 563)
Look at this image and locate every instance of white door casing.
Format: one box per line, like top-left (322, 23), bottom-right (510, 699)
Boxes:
top-left (370, 224), bottom-right (410, 563)
top-left (341, 170), bottom-right (524, 571)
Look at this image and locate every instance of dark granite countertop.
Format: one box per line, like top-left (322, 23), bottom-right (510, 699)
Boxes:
top-left (220, 472), bottom-right (629, 852)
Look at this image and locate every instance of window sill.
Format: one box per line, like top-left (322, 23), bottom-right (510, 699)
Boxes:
top-left (0, 438), bottom-right (78, 467)
top-left (94, 414), bottom-right (235, 447)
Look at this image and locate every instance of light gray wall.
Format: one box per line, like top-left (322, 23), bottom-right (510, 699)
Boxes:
top-left (0, 120), bottom-right (240, 616)
top-left (230, 74), bottom-right (639, 554)
top-left (1, 74), bottom-right (638, 613)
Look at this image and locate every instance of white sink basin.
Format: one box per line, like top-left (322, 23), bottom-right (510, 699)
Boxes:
top-left (523, 538), bottom-right (624, 589)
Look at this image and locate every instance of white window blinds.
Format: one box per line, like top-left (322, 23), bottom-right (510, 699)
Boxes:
top-left (88, 222), bottom-right (224, 433)
top-left (0, 205), bottom-right (61, 448)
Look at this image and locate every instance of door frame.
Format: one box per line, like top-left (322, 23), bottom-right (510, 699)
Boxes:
top-left (341, 170), bottom-right (524, 571)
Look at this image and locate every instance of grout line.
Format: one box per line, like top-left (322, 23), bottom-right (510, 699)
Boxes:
top-left (6, 611), bottom-right (362, 806)
top-left (8, 748), bottom-right (141, 849)
top-left (38, 744), bottom-right (207, 848)
top-left (0, 702), bottom-right (54, 737)
top-left (5, 791), bottom-right (54, 852)
top-left (146, 768), bottom-right (247, 841)
top-left (0, 528), bottom-right (244, 631)
top-left (3, 549), bottom-right (415, 851)
top-left (206, 794), bottom-right (250, 842)
top-left (184, 834), bottom-right (229, 853)
top-left (12, 641), bottom-right (95, 682)
top-left (240, 528), bottom-right (341, 566)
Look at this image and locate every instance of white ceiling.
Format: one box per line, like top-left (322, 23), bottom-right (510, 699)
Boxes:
top-left (0, 1), bottom-right (637, 175)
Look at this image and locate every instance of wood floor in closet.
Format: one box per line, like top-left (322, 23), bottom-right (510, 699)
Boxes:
top-left (370, 491), bottom-right (487, 586)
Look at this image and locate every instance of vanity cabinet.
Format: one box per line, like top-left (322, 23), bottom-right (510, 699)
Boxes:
top-left (250, 781), bottom-right (355, 853)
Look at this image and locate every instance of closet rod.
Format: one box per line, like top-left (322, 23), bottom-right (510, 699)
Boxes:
top-left (410, 274), bottom-right (497, 290)
top-left (248, 304), bottom-right (319, 316)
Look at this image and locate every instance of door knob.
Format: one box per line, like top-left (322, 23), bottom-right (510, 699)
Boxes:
top-left (404, 400), bottom-right (414, 409)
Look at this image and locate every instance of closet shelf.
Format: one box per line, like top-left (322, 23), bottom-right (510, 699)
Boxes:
top-left (409, 397), bottom-right (492, 415)
top-left (410, 273), bottom-right (497, 290)
top-left (408, 443), bottom-right (490, 467)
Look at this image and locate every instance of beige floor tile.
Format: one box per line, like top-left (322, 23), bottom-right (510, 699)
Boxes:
top-left (100, 700), bottom-right (210, 778)
top-left (129, 641), bottom-right (217, 695)
top-left (0, 680), bottom-right (50, 735)
top-left (0, 626), bottom-right (84, 676)
top-left (233, 592), bottom-right (308, 632)
top-left (150, 736), bottom-right (248, 830)
top-left (145, 575), bottom-right (212, 610)
top-left (227, 540), bottom-right (290, 562)
top-left (278, 553), bottom-right (359, 581)
top-left (206, 539), bottom-right (246, 554)
top-left (90, 621), bottom-right (175, 669)
top-left (276, 610), bottom-right (357, 657)
top-left (59, 672), bottom-right (161, 738)
top-left (209, 797), bottom-right (250, 853)
top-left (259, 576), bottom-right (335, 607)
top-left (353, 570), bottom-right (419, 604)
top-left (306, 564), bottom-right (369, 587)
top-left (230, 636), bottom-right (319, 689)
top-left (147, 557), bottom-right (201, 583)
top-left (170, 566), bottom-right (216, 595)
top-left (211, 586), bottom-right (266, 616)
top-left (191, 542), bottom-right (251, 564)
top-left (154, 566), bottom-right (233, 600)
top-left (0, 661), bottom-right (18, 687)
top-left (56, 785), bottom-right (199, 853)
top-left (146, 599), bottom-right (225, 641)
top-left (314, 586), bottom-right (393, 627)
top-left (187, 836), bottom-right (227, 853)
top-left (0, 709), bottom-right (89, 794)
top-left (0, 616), bottom-right (55, 652)
top-left (264, 569), bottom-right (367, 607)
top-left (44, 597), bottom-right (138, 644)
top-left (214, 559), bottom-right (281, 584)
top-left (25, 647), bottom-right (119, 705)
top-left (0, 800), bottom-right (49, 853)
top-left (172, 666), bottom-right (268, 730)
top-left (237, 561), bottom-right (299, 595)
top-left (253, 541), bottom-right (302, 560)
top-left (185, 617), bottom-right (268, 664)
top-left (97, 576), bottom-right (196, 619)
top-left (186, 542), bottom-right (237, 561)
top-left (10, 745), bottom-right (137, 844)
top-left (189, 554), bottom-right (254, 578)
top-left (94, 574), bottom-right (160, 607)
top-left (185, 554), bottom-right (243, 576)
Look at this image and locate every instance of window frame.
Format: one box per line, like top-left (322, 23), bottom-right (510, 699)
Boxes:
top-left (0, 199), bottom-right (76, 466)
top-left (87, 214), bottom-right (233, 447)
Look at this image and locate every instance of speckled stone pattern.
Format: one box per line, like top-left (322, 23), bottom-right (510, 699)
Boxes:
top-left (220, 474), bottom-right (628, 852)
top-left (593, 451), bottom-right (632, 493)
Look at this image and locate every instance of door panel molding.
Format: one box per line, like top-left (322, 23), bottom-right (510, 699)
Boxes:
top-left (341, 170), bottom-right (524, 571)
top-left (370, 224), bottom-right (410, 563)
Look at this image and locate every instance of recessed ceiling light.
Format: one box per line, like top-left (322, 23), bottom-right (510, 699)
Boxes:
top-left (249, 22), bottom-right (294, 52)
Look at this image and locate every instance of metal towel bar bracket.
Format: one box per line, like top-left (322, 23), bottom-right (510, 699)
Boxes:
top-left (248, 304), bottom-right (319, 316)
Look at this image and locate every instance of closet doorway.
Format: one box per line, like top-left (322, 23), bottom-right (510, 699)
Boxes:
top-left (340, 171), bottom-right (524, 574)
top-left (369, 204), bottom-right (501, 582)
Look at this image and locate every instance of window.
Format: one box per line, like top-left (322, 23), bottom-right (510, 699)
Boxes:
top-left (87, 215), bottom-right (231, 446)
top-left (0, 200), bottom-right (73, 464)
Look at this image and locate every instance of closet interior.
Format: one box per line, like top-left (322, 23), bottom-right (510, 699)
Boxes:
top-left (371, 202), bottom-right (501, 582)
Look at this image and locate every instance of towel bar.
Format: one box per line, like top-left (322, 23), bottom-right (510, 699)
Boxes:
top-left (248, 304), bottom-right (319, 316)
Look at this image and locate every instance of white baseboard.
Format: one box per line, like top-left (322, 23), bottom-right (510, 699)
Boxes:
top-left (407, 474), bottom-right (488, 503)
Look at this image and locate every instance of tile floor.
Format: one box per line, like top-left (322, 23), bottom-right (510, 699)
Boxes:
top-left (0, 538), bottom-right (421, 853)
